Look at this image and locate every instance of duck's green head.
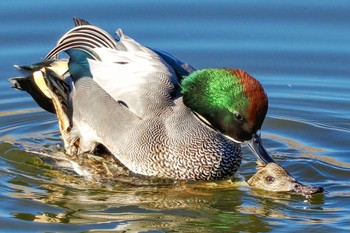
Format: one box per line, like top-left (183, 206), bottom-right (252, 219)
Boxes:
top-left (182, 68), bottom-right (274, 164)
top-left (182, 68), bottom-right (268, 142)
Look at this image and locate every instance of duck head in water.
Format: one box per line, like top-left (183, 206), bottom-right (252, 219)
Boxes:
top-left (247, 163), bottom-right (323, 196)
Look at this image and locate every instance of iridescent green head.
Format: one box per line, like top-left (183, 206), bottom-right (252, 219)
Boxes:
top-left (181, 68), bottom-right (268, 143)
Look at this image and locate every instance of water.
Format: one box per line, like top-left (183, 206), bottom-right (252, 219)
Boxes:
top-left (1, 1), bottom-right (350, 232)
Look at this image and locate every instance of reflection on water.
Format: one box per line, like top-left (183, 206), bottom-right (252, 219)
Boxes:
top-left (0, 141), bottom-right (340, 232)
top-left (1, 0), bottom-right (350, 232)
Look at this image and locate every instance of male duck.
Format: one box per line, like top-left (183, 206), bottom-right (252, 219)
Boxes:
top-left (10, 18), bottom-right (275, 180)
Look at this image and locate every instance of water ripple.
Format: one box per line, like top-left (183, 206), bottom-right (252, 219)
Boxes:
top-left (1, 0), bottom-right (350, 232)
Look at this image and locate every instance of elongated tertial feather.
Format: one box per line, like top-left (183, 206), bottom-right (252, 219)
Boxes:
top-left (73, 17), bottom-right (91, 26)
top-left (44, 25), bottom-right (117, 60)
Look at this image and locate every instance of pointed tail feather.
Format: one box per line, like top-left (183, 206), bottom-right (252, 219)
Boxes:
top-left (14, 59), bottom-right (69, 80)
top-left (9, 60), bottom-right (69, 113)
top-left (9, 74), bottom-right (56, 113)
top-left (9, 60), bottom-right (73, 149)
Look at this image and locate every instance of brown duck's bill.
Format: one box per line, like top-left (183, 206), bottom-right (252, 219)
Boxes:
top-left (247, 163), bottom-right (324, 196)
top-left (246, 133), bottom-right (276, 164)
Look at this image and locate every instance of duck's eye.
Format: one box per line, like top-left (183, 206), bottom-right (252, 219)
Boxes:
top-left (234, 113), bottom-right (243, 121)
top-left (265, 176), bottom-right (275, 183)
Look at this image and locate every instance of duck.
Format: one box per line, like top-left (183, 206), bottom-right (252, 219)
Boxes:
top-left (10, 18), bottom-right (275, 180)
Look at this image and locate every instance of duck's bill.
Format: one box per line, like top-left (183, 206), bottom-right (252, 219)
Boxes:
top-left (290, 180), bottom-right (324, 195)
top-left (246, 132), bottom-right (275, 164)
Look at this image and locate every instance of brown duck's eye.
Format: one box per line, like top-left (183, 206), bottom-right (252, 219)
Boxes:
top-left (266, 176), bottom-right (275, 183)
top-left (234, 113), bottom-right (243, 121)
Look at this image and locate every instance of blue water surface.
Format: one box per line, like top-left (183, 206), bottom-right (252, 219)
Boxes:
top-left (0, 1), bottom-right (350, 232)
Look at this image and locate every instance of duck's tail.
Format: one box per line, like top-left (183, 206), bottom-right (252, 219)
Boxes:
top-left (9, 60), bottom-right (74, 150)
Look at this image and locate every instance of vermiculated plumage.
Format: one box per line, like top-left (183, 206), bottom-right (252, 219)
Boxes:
top-left (10, 18), bottom-right (275, 181)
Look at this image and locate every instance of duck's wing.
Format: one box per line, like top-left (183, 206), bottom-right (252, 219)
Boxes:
top-left (45, 20), bottom-right (183, 118)
top-left (151, 48), bottom-right (195, 78)
top-left (70, 17), bottom-right (196, 78)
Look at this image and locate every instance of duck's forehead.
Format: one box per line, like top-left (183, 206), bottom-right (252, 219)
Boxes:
top-left (228, 69), bottom-right (267, 102)
top-left (229, 69), bottom-right (268, 123)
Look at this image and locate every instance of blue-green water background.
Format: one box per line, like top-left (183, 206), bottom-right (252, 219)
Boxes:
top-left (1, 1), bottom-right (350, 232)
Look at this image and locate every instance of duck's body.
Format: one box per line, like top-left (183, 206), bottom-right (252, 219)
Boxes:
top-left (72, 76), bottom-right (241, 179)
top-left (10, 18), bottom-right (274, 180)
